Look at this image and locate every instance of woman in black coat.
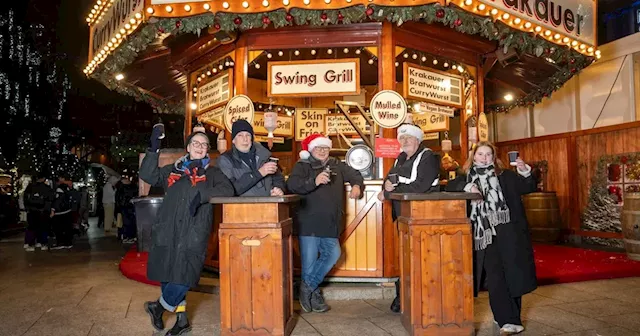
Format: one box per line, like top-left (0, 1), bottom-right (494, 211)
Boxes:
top-left (140, 124), bottom-right (233, 336)
top-left (445, 141), bottom-right (537, 335)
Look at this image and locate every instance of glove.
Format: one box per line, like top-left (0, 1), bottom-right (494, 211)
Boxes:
top-left (149, 124), bottom-right (164, 152)
top-left (189, 191), bottom-right (201, 217)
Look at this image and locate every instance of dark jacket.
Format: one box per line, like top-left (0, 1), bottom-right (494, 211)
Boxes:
top-left (116, 183), bottom-right (138, 212)
top-left (216, 142), bottom-right (286, 196)
top-left (446, 168), bottom-right (537, 297)
top-left (287, 156), bottom-right (364, 238)
top-left (383, 146), bottom-right (441, 220)
top-left (52, 183), bottom-right (73, 216)
top-left (24, 181), bottom-right (54, 212)
top-left (139, 151), bottom-right (234, 287)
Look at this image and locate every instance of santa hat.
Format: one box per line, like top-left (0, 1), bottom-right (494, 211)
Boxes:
top-left (397, 123), bottom-right (424, 142)
top-left (299, 134), bottom-right (332, 160)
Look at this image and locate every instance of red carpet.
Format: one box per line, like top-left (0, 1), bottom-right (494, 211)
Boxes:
top-left (119, 244), bottom-right (640, 286)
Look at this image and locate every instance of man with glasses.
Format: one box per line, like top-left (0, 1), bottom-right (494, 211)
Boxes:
top-left (287, 133), bottom-right (364, 313)
top-left (216, 119), bottom-right (286, 197)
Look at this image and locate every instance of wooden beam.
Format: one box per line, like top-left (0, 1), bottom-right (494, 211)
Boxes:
top-left (482, 54), bottom-right (498, 76)
top-left (485, 77), bottom-right (528, 96)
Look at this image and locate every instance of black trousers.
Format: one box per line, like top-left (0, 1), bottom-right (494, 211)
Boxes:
top-left (53, 212), bottom-right (74, 247)
top-left (480, 240), bottom-right (523, 327)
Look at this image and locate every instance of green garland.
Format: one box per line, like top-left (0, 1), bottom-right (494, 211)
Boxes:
top-left (90, 3), bottom-right (594, 114)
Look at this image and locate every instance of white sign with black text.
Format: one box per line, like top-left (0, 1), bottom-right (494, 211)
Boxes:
top-left (268, 59), bottom-right (360, 97)
top-left (369, 90), bottom-right (407, 129)
top-left (223, 95), bottom-right (254, 131)
top-left (404, 64), bottom-right (464, 109)
top-left (197, 70), bottom-right (230, 114)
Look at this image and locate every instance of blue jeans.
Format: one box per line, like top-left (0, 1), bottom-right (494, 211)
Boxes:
top-left (159, 282), bottom-right (190, 312)
top-left (299, 236), bottom-right (341, 290)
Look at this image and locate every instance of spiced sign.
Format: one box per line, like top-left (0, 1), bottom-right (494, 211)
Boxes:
top-left (223, 95), bottom-right (254, 131)
top-left (369, 90), bottom-right (407, 129)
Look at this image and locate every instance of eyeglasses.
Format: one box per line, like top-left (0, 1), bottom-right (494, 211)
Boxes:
top-left (313, 146), bottom-right (330, 152)
top-left (190, 141), bottom-right (210, 149)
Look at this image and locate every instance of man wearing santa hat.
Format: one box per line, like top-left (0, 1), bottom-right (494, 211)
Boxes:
top-left (287, 133), bottom-right (364, 313)
top-left (378, 123), bottom-right (441, 313)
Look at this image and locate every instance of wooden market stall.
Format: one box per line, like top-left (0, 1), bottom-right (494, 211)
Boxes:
top-left (86, 0), bottom-right (598, 280)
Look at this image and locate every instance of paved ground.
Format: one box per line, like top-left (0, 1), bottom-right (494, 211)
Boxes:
top-left (1, 220), bottom-right (640, 336)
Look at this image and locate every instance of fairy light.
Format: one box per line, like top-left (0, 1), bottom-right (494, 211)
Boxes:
top-left (184, 4), bottom-right (191, 11)
top-left (477, 4), bottom-right (486, 10)
top-left (204, 4), bottom-right (210, 10)
top-left (165, 5), bottom-right (172, 13)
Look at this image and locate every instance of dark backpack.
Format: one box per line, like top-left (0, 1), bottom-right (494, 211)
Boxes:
top-left (25, 183), bottom-right (47, 210)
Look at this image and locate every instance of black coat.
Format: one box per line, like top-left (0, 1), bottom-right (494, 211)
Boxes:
top-left (382, 146), bottom-right (441, 221)
top-left (286, 157), bottom-right (364, 238)
top-left (446, 169), bottom-right (538, 297)
top-left (139, 151), bottom-right (234, 287)
top-left (23, 181), bottom-right (54, 212)
top-left (216, 142), bottom-right (286, 196)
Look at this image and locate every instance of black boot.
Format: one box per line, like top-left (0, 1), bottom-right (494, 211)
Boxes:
top-left (166, 312), bottom-right (192, 336)
top-left (144, 300), bottom-right (165, 331)
top-left (311, 288), bottom-right (329, 313)
top-left (299, 280), bottom-right (313, 313)
top-left (390, 280), bottom-right (400, 313)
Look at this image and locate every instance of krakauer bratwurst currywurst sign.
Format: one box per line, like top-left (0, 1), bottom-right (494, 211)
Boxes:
top-left (404, 63), bottom-right (464, 109)
top-left (268, 59), bottom-right (360, 97)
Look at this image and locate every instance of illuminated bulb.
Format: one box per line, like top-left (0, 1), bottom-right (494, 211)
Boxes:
top-left (524, 22), bottom-right (531, 29)
top-left (596, 54), bottom-right (601, 59)
top-left (94, 5), bottom-right (99, 9)
top-left (490, 9), bottom-right (498, 15)
top-left (468, 79), bottom-right (474, 84)
top-left (124, 23), bottom-right (131, 29)
top-left (513, 18), bottom-right (521, 24)
top-left (165, 5), bottom-right (172, 12)
top-left (97, 1), bottom-right (102, 5)
top-left (395, 62), bottom-right (399, 67)
top-left (502, 13), bottom-right (510, 20)
top-left (283, 0), bottom-right (290, 5)
top-left (86, 18), bottom-right (91, 22)
top-left (464, 0), bottom-right (472, 6)
top-left (255, 63), bottom-right (261, 69)
top-left (595, 50), bottom-right (601, 56)
top-left (303, 0), bottom-right (310, 5)
top-left (89, 13), bottom-right (94, 18)
top-left (219, 64), bottom-right (223, 70)
top-left (267, 53), bottom-right (272, 58)
top-left (120, 28), bottom-right (126, 34)
top-left (115, 33), bottom-right (122, 38)
top-left (201, 74), bottom-right (206, 79)
top-left (129, 18), bottom-right (136, 24)
top-left (368, 59), bottom-right (374, 65)
top-left (223, 2), bottom-right (230, 9)
top-left (534, 26), bottom-right (541, 32)
top-left (184, 5), bottom-right (191, 11)
top-left (107, 42), bottom-right (113, 47)
top-left (587, 47), bottom-right (594, 53)
top-left (571, 41), bottom-right (578, 47)
top-left (263, 0), bottom-right (269, 6)
top-left (327, 49), bottom-right (333, 54)
top-left (544, 30), bottom-right (551, 36)
top-left (197, 77), bottom-right (202, 82)
top-left (206, 71), bottom-right (212, 76)
top-left (83, 69), bottom-right (88, 73)
top-left (242, 1), bottom-right (249, 8)
top-left (294, 50), bottom-right (300, 56)
top-left (421, 56), bottom-right (426, 62)
top-left (193, 88), bottom-right (197, 92)
top-left (135, 13), bottom-right (142, 19)
top-left (325, 0), bottom-right (331, 3)
top-left (562, 37), bottom-right (569, 43)
top-left (311, 49), bottom-right (316, 55)
top-left (579, 44), bottom-right (586, 50)
top-left (554, 33), bottom-right (560, 40)
top-left (504, 94), bottom-right (513, 101)
top-left (412, 54), bottom-right (418, 59)
top-left (91, 9), bottom-right (96, 14)
top-left (344, 48), bottom-right (349, 53)
top-left (458, 67), bottom-right (464, 73)
top-left (403, 53), bottom-right (409, 58)
top-left (204, 4), bottom-right (210, 10)
top-left (278, 50), bottom-right (283, 56)
top-left (443, 62), bottom-right (449, 67)
top-left (433, 59), bottom-right (438, 65)
top-left (478, 4), bottom-right (486, 10)
top-left (190, 103), bottom-right (197, 110)
top-left (346, 0), bottom-right (352, 2)
top-left (115, 73), bottom-right (124, 81)
top-left (103, 46), bottom-right (109, 51)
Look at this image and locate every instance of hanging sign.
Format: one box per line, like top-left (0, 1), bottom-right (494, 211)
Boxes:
top-left (223, 95), bottom-right (254, 131)
top-left (369, 90), bottom-right (407, 129)
top-left (476, 0), bottom-right (595, 46)
top-left (197, 70), bottom-right (231, 114)
top-left (268, 59), bottom-right (360, 97)
top-left (478, 112), bottom-right (489, 142)
top-left (425, 133), bottom-right (440, 141)
top-left (413, 113), bottom-right (450, 133)
top-left (325, 114), bottom-right (371, 136)
top-left (414, 102), bottom-right (455, 118)
top-left (295, 108), bottom-right (327, 141)
top-left (89, 0), bottom-right (144, 60)
top-left (374, 138), bottom-right (402, 158)
top-left (255, 135), bottom-right (285, 144)
top-left (404, 63), bottom-right (464, 109)
top-left (253, 112), bottom-right (294, 137)
top-left (197, 106), bottom-right (224, 129)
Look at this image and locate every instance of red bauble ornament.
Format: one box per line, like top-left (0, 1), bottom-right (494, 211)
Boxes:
top-left (262, 16), bottom-right (271, 25)
top-left (285, 14), bottom-right (294, 22)
top-left (365, 7), bottom-right (374, 16)
top-left (337, 12), bottom-right (344, 21)
top-left (454, 19), bottom-right (462, 26)
top-left (436, 9), bottom-right (445, 18)
top-left (320, 13), bottom-right (328, 21)
top-left (213, 23), bottom-right (221, 30)
top-left (621, 156), bottom-right (629, 164)
top-left (571, 68), bottom-right (576, 73)
top-left (175, 21), bottom-right (181, 29)
top-left (234, 17), bottom-right (242, 25)
top-left (570, 58), bottom-right (576, 64)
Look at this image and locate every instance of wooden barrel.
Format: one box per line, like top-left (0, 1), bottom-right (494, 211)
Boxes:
top-left (522, 192), bottom-right (562, 243)
top-left (621, 193), bottom-right (640, 261)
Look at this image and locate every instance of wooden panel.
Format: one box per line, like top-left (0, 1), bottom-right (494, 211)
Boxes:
top-left (222, 203), bottom-right (288, 224)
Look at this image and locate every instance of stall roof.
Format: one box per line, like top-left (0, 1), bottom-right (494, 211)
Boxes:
top-left (84, 0), bottom-right (598, 114)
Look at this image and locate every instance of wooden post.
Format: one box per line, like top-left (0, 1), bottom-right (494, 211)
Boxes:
top-left (212, 195), bottom-right (299, 336)
top-left (390, 192), bottom-right (481, 336)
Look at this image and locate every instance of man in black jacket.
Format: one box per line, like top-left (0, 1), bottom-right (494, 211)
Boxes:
top-left (287, 134), bottom-right (364, 313)
top-left (378, 123), bottom-right (441, 313)
top-left (23, 173), bottom-right (54, 251)
top-left (216, 120), bottom-right (286, 196)
top-left (51, 175), bottom-right (75, 249)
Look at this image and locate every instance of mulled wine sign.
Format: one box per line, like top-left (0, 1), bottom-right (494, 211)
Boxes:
top-left (268, 59), bottom-right (360, 97)
top-left (369, 90), bottom-right (407, 129)
top-left (197, 70), bottom-right (231, 114)
top-left (89, 0), bottom-right (144, 60)
top-left (253, 112), bottom-right (294, 137)
top-left (223, 95), bottom-right (254, 131)
top-left (403, 63), bottom-right (464, 109)
top-left (295, 108), bottom-right (327, 141)
top-left (476, 0), bottom-right (595, 46)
